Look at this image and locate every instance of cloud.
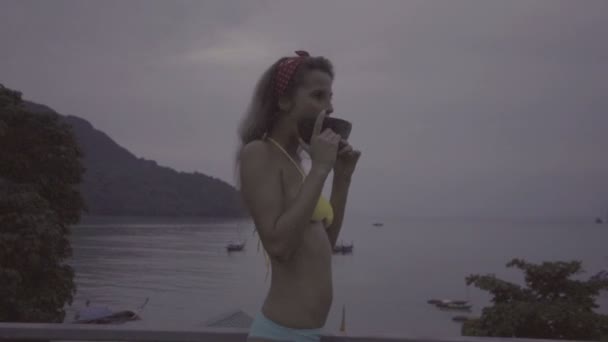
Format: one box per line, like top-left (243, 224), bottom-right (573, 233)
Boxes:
top-left (180, 30), bottom-right (280, 67)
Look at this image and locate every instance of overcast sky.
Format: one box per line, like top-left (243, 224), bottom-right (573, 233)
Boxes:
top-left (2, 0), bottom-right (607, 219)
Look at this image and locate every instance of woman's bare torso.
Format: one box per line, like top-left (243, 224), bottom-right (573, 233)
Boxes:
top-left (260, 144), bottom-right (334, 329)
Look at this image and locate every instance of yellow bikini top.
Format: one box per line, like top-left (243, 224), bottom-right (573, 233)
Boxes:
top-left (267, 138), bottom-right (334, 227)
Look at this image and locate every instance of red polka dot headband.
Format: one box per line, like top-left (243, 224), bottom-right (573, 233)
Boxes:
top-left (274, 50), bottom-right (310, 98)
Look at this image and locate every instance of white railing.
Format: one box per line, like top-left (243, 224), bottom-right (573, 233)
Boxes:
top-left (0, 323), bottom-right (584, 342)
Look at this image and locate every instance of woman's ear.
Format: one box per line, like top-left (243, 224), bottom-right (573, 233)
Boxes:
top-left (277, 96), bottom-right (292, 112)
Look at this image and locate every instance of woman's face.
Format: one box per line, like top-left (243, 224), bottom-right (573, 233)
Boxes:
top-left (289, 70), bottom-right (334, 122)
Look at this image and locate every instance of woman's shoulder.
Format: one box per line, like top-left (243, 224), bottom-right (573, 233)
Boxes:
top-left (241, 139), bottom-right (270, 158)
top-left (239, 140), bottom-right (282, 189)
top-left (240, 140), bottom-right (275, 170)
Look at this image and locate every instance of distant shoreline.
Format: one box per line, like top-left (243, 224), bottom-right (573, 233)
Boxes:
top-left (76, 215), bottom-right (251, 226)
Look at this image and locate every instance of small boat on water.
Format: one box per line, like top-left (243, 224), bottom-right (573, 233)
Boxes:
top-left (427, 299), bottom-right (468, 305)
top-left (333, 241), bottom-right (354, 254)
top-left (595, 209), bottom-right (607, 224)
top-left (204, 309), bottom-right (254, 328)
top-left (73, 298), bottom-right (148, 324)
top-left (372, 222), bottom-right (384, 227)
top-left (438, 302), bottom-right (472, 311)
top-left (226, 242), bottom-right (245, 252)
top-left (428, 299), bottom-right (472, 311)
top-left (226, 222), bottom-right (247, 252)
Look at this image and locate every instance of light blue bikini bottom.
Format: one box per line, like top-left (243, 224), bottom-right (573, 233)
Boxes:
top-left (248, 311), bottom-right (322, 342)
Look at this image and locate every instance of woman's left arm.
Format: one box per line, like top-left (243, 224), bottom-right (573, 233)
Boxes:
top-left (326, 176), bottom-right (351, 247)
top-left (326, 141), bottom-right (361, 247)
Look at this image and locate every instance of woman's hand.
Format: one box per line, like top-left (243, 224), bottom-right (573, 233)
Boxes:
top-left (300, 110), bottom-right (341, 175)
top-left (334, 139), bottom-right (361, 182)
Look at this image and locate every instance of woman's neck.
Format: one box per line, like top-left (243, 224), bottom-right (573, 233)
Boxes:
top-left (267, 117), bottom-right (300, 158)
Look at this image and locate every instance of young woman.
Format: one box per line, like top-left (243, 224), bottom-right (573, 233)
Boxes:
top-left (237, 50), bottom-right (361, 341)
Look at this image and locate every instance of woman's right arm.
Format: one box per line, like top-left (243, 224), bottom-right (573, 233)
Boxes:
top-left (239, 140), bottom-right (330, 262)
